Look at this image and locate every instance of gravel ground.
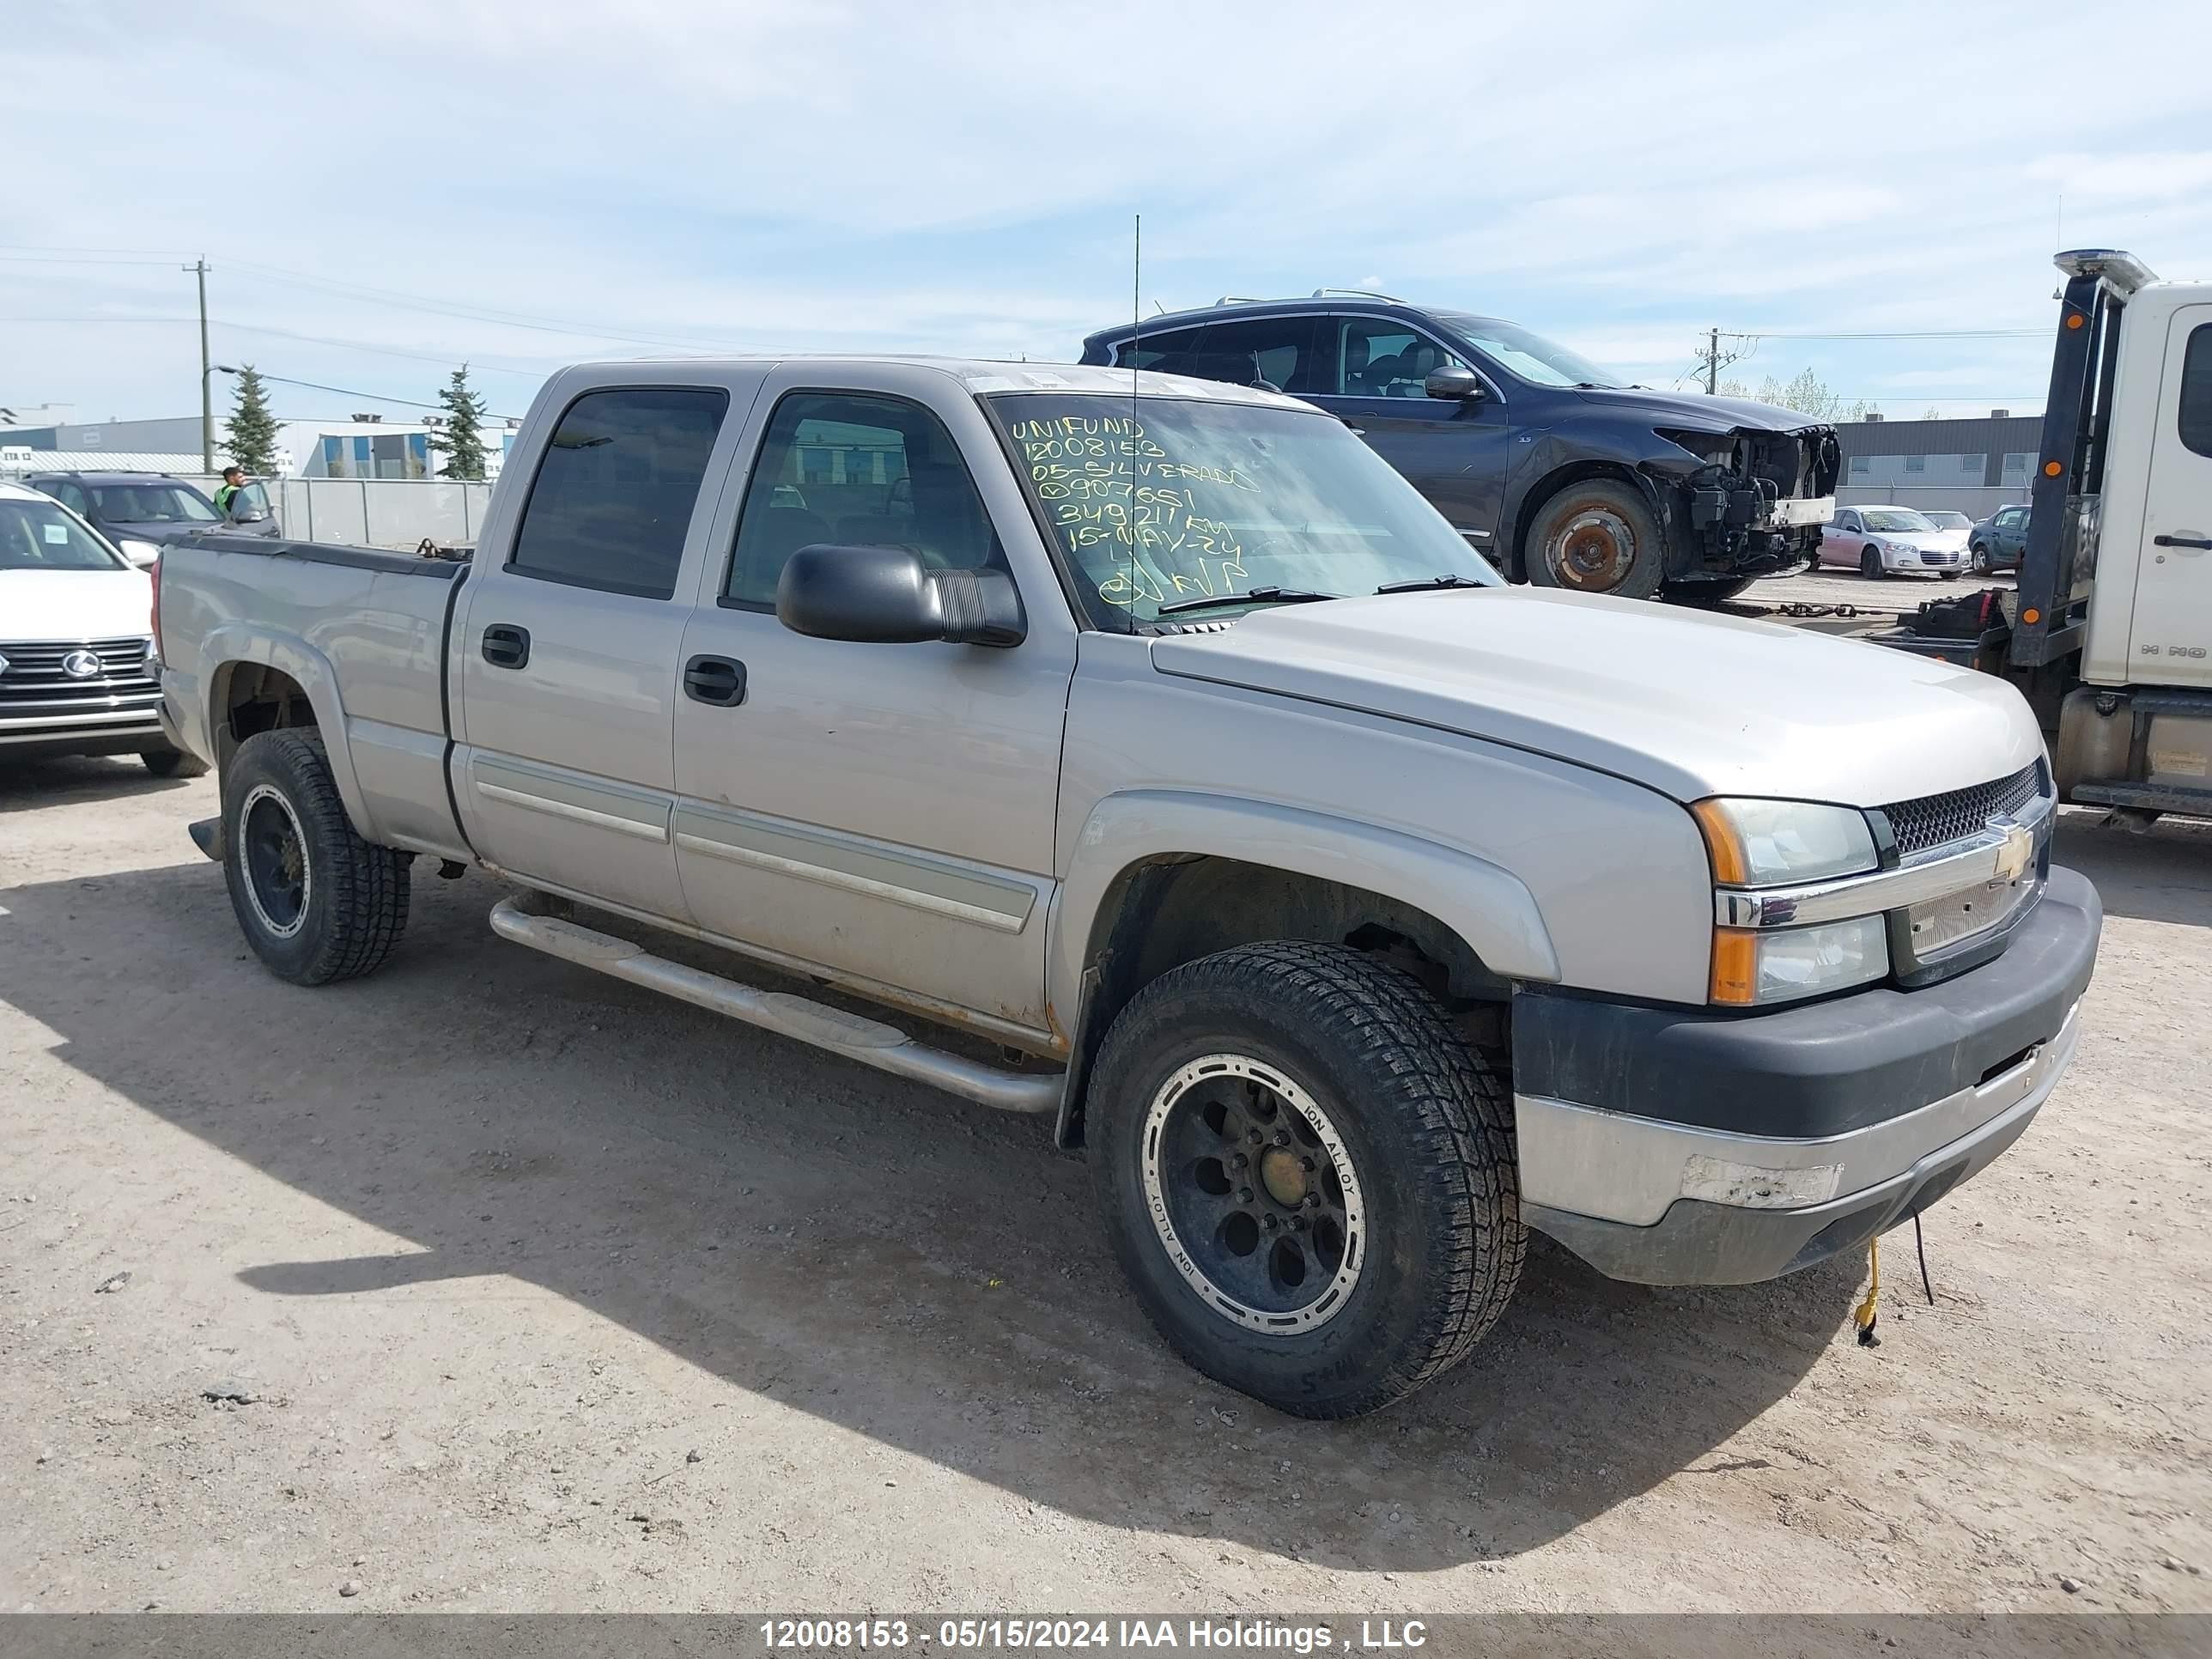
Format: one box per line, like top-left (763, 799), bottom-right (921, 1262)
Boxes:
top-left (2, 639), bottom-right (2206, 1617)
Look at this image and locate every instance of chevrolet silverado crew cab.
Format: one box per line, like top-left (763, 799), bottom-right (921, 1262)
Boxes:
top-left (1080, 295), bottom-right (1840, 602)
top-left (0, 480), bottom-right (205, 775)
top-left (155, 358), bottom-right (2098, 1418)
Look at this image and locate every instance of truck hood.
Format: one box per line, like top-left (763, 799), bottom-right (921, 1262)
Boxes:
top-left (1150, 588), bottom-right (2044, 806)
top-left (0, 567), bottom-right (154, 643)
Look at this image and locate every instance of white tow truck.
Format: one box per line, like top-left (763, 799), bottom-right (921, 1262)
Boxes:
top-left (1856, 249), bottom-right (2212, 818)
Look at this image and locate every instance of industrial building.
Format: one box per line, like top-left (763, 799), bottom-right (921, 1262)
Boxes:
top-left (1832, 410), bottom-right (2042, 518)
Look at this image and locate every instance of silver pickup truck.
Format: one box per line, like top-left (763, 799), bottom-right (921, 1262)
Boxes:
top-left (155, 358), bottom-right (2100, 1418)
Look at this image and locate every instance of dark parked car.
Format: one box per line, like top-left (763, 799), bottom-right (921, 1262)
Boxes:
top-left (26, 471), bottom-right (276, 566)
top-left (1079, 294), bottom-right (1840, 600)
top-left (1968, 504), bottom-right (2031, 573)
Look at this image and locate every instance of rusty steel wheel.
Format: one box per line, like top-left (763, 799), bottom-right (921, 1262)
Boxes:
top-left (1524, 481), bottom-right (1663, 600)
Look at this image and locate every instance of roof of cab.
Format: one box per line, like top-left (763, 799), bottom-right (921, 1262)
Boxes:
top-left (553, 356), bottom-right (1313, 411)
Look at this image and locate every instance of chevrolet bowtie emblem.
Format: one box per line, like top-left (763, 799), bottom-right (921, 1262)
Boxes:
top-left (1991, 819), bottom-right (2033, 884)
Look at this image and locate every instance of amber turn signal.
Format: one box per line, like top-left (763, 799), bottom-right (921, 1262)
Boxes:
top-left (1710, 928), bottom-right (1759, 1006)
top-left (1689, 799), bottom-right (1749, 884)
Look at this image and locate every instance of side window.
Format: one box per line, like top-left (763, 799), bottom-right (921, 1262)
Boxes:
top-left (1194, 316), bottom-right (1321, 394)
top-left (1333, 319), bottom-right (1468, 398)
top-left (51, 482), bottom-right (88, 513)
top-left (2180, 323), bottom-right (2212, 459)
top-left (1109, 326), bottom-right (1206, 371)
top-left (505, 386), bottom-right (729, 599)
top-left (723, 391), bottom-right (1001, 610)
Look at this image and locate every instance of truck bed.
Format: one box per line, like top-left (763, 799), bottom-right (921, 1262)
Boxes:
top-left (155, 532), bottom-right (473, 860)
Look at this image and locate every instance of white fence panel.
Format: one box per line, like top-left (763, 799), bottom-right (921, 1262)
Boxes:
top-left (366, 480), bottom-right (474, 549)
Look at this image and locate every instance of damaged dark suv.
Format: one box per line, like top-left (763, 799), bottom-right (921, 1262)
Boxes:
top-left (1079, 294), bottom-right (1839, 601)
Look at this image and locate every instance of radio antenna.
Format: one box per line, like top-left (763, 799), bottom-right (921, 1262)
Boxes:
top-left (1127, 212), bottom-right (1140, 634)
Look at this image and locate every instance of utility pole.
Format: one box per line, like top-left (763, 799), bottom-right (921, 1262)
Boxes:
top-left (186, 258), bottom-right (211, 471)
top-left (1705, 326), bottom-right (1720, 395)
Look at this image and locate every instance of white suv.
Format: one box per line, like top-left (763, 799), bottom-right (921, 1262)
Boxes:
top-left (0, 481), bottom-right (204, 775)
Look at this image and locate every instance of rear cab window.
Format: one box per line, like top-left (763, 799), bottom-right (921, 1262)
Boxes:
top-left (506, 386), bottom-right (730, 599)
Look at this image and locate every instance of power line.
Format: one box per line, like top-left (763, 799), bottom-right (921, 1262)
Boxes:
top-left (3, 313), bottom-right (557, 374)
top-left (1736, 327), bottom-right (2046, 341)
top-left (0, 253), bottom-right (191, 269)
top-left (221, 259), bottom-right (748, 354)
top-left (228, 370), bottom-right (524, 422)
top-left (1, 243), bottom-right (748, 353)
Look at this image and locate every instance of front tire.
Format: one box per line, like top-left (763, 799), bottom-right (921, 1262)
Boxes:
top-left (1523, 481), bottom-right (1665, 600)
top-left (141, 747), bottom-right (209, 779)
top-left (1088, 941), bottom-right (1522, 1419)
top-left (221, 729), bottom-right (410, 985)
top-left (1860, 544), bottom-right (1885, 580)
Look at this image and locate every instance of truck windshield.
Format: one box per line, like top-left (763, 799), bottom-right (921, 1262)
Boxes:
top-left (1429, 313), bottom-right (1625, 390)
top-left (0, 498), bottom-right (127, 571)
top-left (987, 392), bottom-right (1499, 627)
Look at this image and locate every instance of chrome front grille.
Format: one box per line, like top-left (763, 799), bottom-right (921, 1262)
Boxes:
top-left (0, 636), bottom-right (161, 722)
top-left (1877, 763), bottom-right (2042, 859)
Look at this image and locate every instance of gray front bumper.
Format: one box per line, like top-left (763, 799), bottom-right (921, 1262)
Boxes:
top-left (1520, 1005), bottom-right (2076, 1285)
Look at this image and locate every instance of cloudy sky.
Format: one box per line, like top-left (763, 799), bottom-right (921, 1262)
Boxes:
top-left (4, 0), bottom-right (2209, 429)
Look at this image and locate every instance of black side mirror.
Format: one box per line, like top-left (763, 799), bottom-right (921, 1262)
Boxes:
top-left (777, 544), bottom-right (1025, 647)
top-left (1424, 365), bottom-right (1485, 402)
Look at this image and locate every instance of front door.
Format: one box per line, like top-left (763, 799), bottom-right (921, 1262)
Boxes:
top-left (1306, 314), bottom-right (1511, 555)
top-left (670, 373), bottom-right (1074, 1036)
top-left (2130, 307), bottom-right (2212, 689)
top-left (454, 383), bottom-right (736, 921)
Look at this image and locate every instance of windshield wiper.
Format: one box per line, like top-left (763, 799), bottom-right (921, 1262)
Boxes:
top-left (1375, 574), bottom-right (1491, 595)
top-left (1158, 586), bottom-right (1340, 617)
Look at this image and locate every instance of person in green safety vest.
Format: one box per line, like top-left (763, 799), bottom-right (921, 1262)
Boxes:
top-left (214, 465), bottom-right (247, 516)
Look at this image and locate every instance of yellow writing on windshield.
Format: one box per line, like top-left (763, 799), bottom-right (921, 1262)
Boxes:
top-left (1009, 415), bottom-right (1261, 610)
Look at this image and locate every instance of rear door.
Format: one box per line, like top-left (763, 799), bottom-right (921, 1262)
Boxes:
top-left (669, 368), bottom-right (1074, 1036)
top-left (1821, 508), bottom-right (1863, 565)
top-left (2130, 307), bottom-right (2212, 686)
top-left (453, 380), bottom-right (743, 921)
top-left (1306, 313), bottom-right (1511, 553)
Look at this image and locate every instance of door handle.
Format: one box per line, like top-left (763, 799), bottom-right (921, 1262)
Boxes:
top-left (2153, 533), bottom-right (2212, 550)
top-left (481, 623), bottom-right (531, 669)
top-left (683, 653), bottom-right (747, 707)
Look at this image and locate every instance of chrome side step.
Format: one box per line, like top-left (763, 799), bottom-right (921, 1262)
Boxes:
top-left (488, 893), bottom-right (1060, 1115)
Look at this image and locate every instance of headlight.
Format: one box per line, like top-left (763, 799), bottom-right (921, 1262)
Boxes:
top-left (1691, 798), bottom-right (1876, 885)
top-left (117, 538), bottom-right (162, 566)
top-left (1711, 916), bottom-right (1888, 1006)
top-left (1693, 799), bottom-right (1887, 1006)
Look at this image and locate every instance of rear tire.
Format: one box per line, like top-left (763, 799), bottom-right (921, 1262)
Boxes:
top-left (1523, 482), bottom-right (1664, 600)
top-left (1859, 545), bottom-right (1884, 580)
top-left (141, 748), bottom-right (208, 779)
top-left (1088, 941), bottom-right (1522, 1419)
top-left (221, 729), bottom-right (410, 985)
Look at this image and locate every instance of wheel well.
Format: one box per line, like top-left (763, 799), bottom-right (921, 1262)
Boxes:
top-left (1058, 855), bottom-right (1509, 1148)
top-left (1509, 461), bottom-right (1657, 580)
top-left (215, 663), bottom-right (317, 775)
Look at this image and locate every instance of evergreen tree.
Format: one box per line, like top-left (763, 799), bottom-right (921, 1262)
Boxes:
top-left (428, 364), bottom-right (489, 480)
top-left (222, 364), bottom-right (281, 474)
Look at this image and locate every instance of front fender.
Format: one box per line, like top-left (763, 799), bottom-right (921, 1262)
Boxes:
top-left (1046, 787), bottom-right (1560, 1028)
top-left (199, 623), bottom-right (376, 841)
